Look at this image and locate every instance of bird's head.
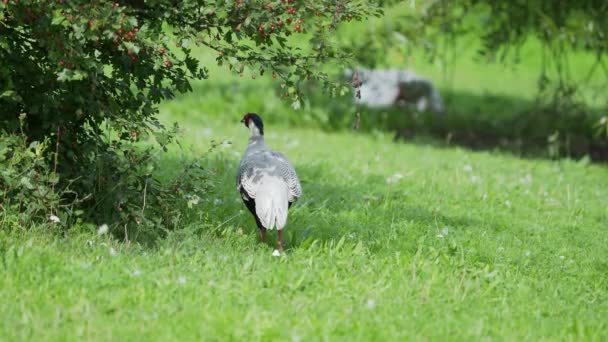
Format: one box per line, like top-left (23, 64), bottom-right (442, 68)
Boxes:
top-left (241, 112), bottom-right (264, 136)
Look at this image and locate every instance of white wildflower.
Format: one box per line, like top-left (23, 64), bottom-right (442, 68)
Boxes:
top-left (437, 226), bottom-right (449, 238)
top-left (286, 140), bottom-right (300, 149)
top-left (505, 200), bottom-right (512, 208)
top-left (519, 174), bottom-right (533, 185)
top-left (386, 173), bottom-right (404, 184)
top-left (213, 198), bottom-right (223, 205)
top-left (559, 255), bottom-right (565, 260)
top-left (272, 249), bottom-right (281, 257)
top-left (177, 276), bottom-right (187, 284)
top-left (202, 128), bottom-right (213, 136)
top-left (366, 299), bottom-right (376, 310)
top-left (49, 215), bottom-right (60, 223)
top-left (187, 194), bottom-right (200, 206)
top-left (131, 269), bottom-right (142, 277)
top-left (97, 224), bottom-right (109, 235)
top-left (109, 247), bottom-right (117, 256)
top-left (524, 251), bottom-right (531, 257)
top-left (463, 164), bottom-right (473, 172)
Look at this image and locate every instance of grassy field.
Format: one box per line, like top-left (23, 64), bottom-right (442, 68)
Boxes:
top-left (2, 12), bottom-right (608, 340)
top-left (2, 101), bottom-right (608, 340)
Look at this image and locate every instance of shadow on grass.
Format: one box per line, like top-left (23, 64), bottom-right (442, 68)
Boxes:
top-left (181, 79), bottom-right (608, 163)
top-left (168, 153), bottom-right (481, 253)
top-left (306, 86), bottom-right (608, 163)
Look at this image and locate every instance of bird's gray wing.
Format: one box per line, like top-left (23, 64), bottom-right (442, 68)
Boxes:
top-left (237, 150), bottom-right (301, 202)
top-left (268, 150), bottom-right (302, 202)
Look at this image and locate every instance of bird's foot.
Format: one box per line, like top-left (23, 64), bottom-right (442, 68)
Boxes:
top-left (258, 228), bottom-right (267, 242)
top-left (277, 229), bottom-right (284, 251)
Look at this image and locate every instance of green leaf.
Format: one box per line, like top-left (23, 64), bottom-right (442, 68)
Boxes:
top-left (56, 69), bottom-right (87, 82)
top-left (20, 177), bottom-right (34, 190)
top-left (51, 10), bottom-right (66, 26)
top-left (123, 42), bottom-right (140, 54)
top-left (0, 90), bottom-right (16, 99)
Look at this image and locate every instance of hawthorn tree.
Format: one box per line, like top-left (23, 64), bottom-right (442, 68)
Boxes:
top-left (0, 0), bottom-right (380, 230)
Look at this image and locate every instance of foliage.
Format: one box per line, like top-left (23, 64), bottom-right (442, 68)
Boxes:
top-left (348, 0), bottom-right (608, 68)
top-left (0, 115), bottom-right (213, 241)
top-left (80, 128), bottom-right (214, 242)
top-left (0, 0), bottom-right (379, 231)
top-left (0, 118), bottom-right (62, 228)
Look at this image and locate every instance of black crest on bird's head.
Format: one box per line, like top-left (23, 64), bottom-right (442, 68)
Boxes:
top-left (241, 112), bottom-right (264, 135)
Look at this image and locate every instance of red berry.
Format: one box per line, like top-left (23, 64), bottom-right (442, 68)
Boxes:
top-left (159, 47), bottom-right (165, 54)
top-left (88, 20), bottom-right (94, 27)
top-left (131, 56), bottom-right (137, 62)
top-left (58, 60), bottom-right (65, 66)
top-left (127, 49), bottom-right (132, 55)
top-left (176, 42), bottom-right (181, 47)
top-left (134, 27), bottom-right (139, 32)
top-left (164, 60), bottom-right (171, 67)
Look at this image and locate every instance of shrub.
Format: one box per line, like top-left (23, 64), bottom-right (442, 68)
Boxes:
top-left (0, 116), bottom-right (62, 228)
top-left (0, 0), bottom-right (379, 233)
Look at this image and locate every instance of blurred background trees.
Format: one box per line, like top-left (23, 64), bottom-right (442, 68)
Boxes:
top-left (337, 0), bottom-right (608, 159)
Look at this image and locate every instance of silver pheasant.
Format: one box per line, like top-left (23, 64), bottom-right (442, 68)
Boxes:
top-left (237, 113), bottom-right (302, 251)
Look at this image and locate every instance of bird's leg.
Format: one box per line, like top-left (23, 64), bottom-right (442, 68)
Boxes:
top-left (277, 229), bottom-right (284, 252)
top-left (258, 227), bottom-right (267, 242)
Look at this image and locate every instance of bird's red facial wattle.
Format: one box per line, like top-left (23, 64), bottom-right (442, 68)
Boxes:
top-left (241, 114), bottom-right (252, 127)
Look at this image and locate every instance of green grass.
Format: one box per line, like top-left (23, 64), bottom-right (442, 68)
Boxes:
top-left (2, 107), bottom-right (608, 339)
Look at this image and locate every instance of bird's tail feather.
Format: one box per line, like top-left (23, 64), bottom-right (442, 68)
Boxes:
top-left (255, 177), bottom-right (289, 230)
